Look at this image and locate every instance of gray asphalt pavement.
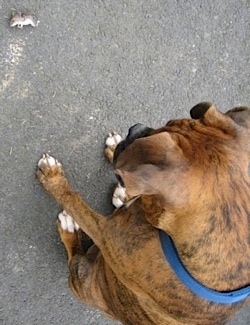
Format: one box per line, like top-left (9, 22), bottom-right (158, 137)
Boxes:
top-left (0, 0), bottom-right (249, 324)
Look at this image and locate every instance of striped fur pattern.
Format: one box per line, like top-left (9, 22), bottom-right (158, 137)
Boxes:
top-left (36, 103), bottom-right (250, 325)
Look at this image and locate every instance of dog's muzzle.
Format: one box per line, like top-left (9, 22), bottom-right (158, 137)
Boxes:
top-left (113, 123), bottom-right (154, 184)
top-left (113, 123), bottom-right (154, 164)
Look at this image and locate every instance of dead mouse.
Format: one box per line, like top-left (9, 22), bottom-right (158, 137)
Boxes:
top-left (10, 12), bottom-right (40, 28)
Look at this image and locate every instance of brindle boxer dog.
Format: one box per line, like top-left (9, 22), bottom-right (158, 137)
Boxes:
top-left (36, 103), bottom-right (250, 325)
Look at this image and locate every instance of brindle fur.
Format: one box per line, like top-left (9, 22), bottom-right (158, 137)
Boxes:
top-left (36, 103), bottom-right (250, 325)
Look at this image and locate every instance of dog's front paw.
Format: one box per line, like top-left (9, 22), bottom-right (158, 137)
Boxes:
top-left (57, 210), bottom-right (81, 258)
top-left (36, 153), bottom-right (64, 189)
top-left (58, 210), bottom-right (80, 233)
top-left (36, 154), bottom-right (68, 200)
top-left (112, 183), bottom-right (128, 208)
top-left (104, 132), bottom-right (123, 163)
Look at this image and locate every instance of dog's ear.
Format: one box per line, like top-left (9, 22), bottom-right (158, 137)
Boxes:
top-left (113, 124), bottom-right (154, 164)
top-left (190, 102), bottom-right (247, 135)
top-left (190, 102), bottom-right (250, 130)
top-left (190, 102), bottom-right (213, 119)
top-left (115, 132), bottom-right (185, 197)
top-left (190, 103), bottom-right (228, 128)
top-left (190, 102), bottom-right (230, 129)
top-left (225, 106), bottom-right (250, 129)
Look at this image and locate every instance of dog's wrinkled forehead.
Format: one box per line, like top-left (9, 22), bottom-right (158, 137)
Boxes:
top-left (113, 123), bottom-right (154, 165)
top-left (113, 103), bottom-right (250, 171)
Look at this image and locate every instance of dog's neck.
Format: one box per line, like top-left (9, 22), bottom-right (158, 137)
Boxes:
top-left (139, 195), bottom-right (250, 293)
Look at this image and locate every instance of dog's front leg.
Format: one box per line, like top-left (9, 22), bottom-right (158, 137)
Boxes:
top-left (56, 210), bottom-right (100, 297)
top-left (36, 154), bottom-right (104, 246)
top-left (36, 155), bottom-right (116, 316)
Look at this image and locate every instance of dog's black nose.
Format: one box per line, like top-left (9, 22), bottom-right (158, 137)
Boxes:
top-left (113, 123), bottom-right (154, 165)
top-left (126, 123), bottom-right (154, 145)
top-left (115, 173), bottom-right (124, 186)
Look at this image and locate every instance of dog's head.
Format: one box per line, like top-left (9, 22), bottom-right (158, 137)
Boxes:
top-left (114, 103), bottom-right (250, 230)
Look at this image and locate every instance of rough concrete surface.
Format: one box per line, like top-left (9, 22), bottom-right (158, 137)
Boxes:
top-left (0, 0), bottom-right (249, 324)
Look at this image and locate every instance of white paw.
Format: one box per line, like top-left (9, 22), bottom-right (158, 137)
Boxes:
top-left (105, 132), bottom-right (123, 148)
top-left (38, 153), bottom-right (61, 168)
top-left (58, 210), bottom-right (79, 233)
top-left (112, 183), bottom-right (127, 208)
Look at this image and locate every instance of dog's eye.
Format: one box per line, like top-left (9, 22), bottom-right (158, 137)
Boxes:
top-left (166, 120), bottom-right (173, 126)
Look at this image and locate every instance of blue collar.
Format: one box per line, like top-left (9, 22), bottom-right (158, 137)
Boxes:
top-left (159, 230), bottom-right (250, 304)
